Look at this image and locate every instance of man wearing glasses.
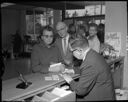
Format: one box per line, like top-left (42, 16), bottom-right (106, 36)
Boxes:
top-left (62, 37), bottom-right (116, 101)
top-left (31, 25), bottom-right (64, 74)
top-left (55, 22), bottom-right (73, 67)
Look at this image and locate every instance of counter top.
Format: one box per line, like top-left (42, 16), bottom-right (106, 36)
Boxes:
top-left (2, 72), bottom-right (79, 101)
top-left (2, 56), bottom-right (124, 101)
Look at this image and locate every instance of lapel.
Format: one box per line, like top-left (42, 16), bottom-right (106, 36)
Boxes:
top-left (56, 35), bottom-right (72, 57)
top-left (56, 38), bottom-right (63, 52)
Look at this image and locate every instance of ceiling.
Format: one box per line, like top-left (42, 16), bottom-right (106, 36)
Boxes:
top-left (1, 1), bottom-right (105, 10)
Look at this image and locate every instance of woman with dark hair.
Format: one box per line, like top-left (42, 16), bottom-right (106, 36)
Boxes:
top-left (68, 23), bottom-right (77, 40)
top-left (77, 24), bottom-right (87, 39)
top-left (97, 23), bottom-right (105, 44)
top-left (31, 25), bottom-right (64, 74)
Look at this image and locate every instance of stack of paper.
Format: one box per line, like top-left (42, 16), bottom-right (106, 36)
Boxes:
top-left (49, 63), bottom-right (62, 72)
top-left (62, 68), bottom-right (75, 74)
top-left (51, 87), bottom-right (72, 97)
top-left (115, 89), bottom-right (128, 100)
top-left (52, 75), bottom-right (59, 80)
top-left (44, 75), bottom-right (59, 81)
top-left (32, 87), bottom-right (75, 102)
top-left (32, 91), bottom-right (60, 102)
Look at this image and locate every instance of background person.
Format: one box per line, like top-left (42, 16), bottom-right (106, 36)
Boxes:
top-left (87, 23), bottom-right (100, 53)
top-left (77, 24), bottom-right (88, 39)
top-left (55, 22), bottom-right (73, 67)
top-left (68, 23), bottom-right (77, 40)
top-left (97, 23), bottom-right (105, 44)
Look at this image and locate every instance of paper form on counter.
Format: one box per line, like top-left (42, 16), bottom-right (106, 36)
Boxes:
top-left (51, 87), bottom-right (72, 97)
top-left (45, 75), bottom-right (60, 81)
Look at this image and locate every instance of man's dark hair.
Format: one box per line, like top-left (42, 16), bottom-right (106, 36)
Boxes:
top-left (70, 37), bottom-right (89, 50)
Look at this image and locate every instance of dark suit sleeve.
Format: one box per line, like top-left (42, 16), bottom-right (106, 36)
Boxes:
top-left (31, 46), bottom-right (49, 73)
top-left (69, 64), bottom-right (98, 96)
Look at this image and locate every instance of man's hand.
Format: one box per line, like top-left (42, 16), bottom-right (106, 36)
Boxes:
top-left (61, 74), bottom-right (73, 83)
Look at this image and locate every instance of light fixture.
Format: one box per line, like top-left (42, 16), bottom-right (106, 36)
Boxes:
top-left (1, 2), bottom-right (15, 8)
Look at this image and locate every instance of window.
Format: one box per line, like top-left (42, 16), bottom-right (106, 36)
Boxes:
top-left (26, 8), bottom-right (54, 37)
top-left (65, 4), bottom-right (105, 18)
top-left (25, 7), bottom-right (53, 52)
top-left (64, 4), bottom-right (105, 26)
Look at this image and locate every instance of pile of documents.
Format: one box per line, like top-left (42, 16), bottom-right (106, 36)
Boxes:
top-left (62, 68), bottom-right (74, 74)
top-left (32, 87), bottom-right (75, 102)
top-left (115, 88), bottom-right (128, 100)
top-left (32, 91), bottom-right (59, 102)
top-left (51, 87), bottom-right (72, 97)
top-left (45, 75), bottom-right (60, 81)
top-left (49, 63), bottom-right (63, 72)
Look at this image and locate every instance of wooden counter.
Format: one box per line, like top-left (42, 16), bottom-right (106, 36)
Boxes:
top-left (2, 72), bottom-right (79, 101)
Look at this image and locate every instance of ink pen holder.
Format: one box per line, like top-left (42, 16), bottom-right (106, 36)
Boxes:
top-left (16, 81), bottom-right (32, 89)
top-left (16, 74), bottom-right (32, 89)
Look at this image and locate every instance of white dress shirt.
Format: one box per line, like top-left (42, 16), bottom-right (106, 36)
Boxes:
top-left (62, 34), bottom-right (69, 55)
top-left (88, 35), bottom-right (100, 53)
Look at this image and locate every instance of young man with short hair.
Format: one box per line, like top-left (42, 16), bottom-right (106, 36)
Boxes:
top-left (62, 37), bottom-right (116, 101)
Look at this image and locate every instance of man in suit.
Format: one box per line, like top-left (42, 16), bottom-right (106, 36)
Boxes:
top-left (62, 37), bottom-right (116, 101)
top-left (55, 22), bottom-right (73, 67)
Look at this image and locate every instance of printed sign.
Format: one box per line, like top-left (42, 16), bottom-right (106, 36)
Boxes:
top-left (105, 32), bottom-right (121, 57)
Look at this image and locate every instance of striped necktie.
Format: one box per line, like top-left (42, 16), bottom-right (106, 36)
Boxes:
top-left (63, 38), bottom-right (67, 55)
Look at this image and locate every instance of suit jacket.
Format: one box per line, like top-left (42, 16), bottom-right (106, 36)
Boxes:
top-left (55, 36), bottom-right (73, 66)
top-left (70, 49), bottom-right (116, 101)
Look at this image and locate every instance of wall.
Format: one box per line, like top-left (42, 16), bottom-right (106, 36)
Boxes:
top-left (2, 8), bottom-right (26, 50)
top-left (53, 10), bottom-right (61, 29)
top-left (105, 1), bottom-right (128, 88)
top-left (2, 8), bottom-right (27, 80)
top-left (53, 10), bottom-right (73, 28)
top-left (2, 9), bottom-right (20, 50)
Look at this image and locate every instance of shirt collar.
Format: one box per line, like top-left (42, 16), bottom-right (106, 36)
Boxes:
top-left (83, 47), bottom-right (91, 61)
top-left (63, 34), bottom-right (69, 40)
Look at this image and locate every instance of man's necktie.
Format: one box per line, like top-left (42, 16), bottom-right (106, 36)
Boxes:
top-left (63, 38), bottom-right (67, 55)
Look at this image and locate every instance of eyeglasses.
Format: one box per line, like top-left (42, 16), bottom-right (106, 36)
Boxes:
top-left (57, 26), bottom-right (66, 32)
top-left (72, 49), bottom-right (83, 53)
top-left (43, 35), bottom-right (53, 38)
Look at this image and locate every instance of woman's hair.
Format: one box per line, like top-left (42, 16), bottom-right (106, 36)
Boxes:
top-left (89, 23), bottom-right (98, 30)
top-left (76, 24), bottom-right (87, 38)
top-left (68, 23), bottom-right (76, 34)
top-left (98, 23), bottom-right (105, 31)
top-left (78, 24), bottom-right (86, 33)
top-left (40, 25), bottom-right (55, 36)
top-left (39, 25), bottom-right (56, 43)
